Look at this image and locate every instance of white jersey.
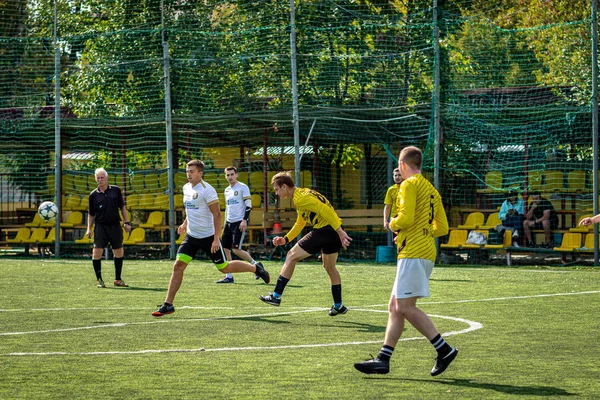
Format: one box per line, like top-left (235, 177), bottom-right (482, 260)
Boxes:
top-left (224, 182), bottom-right (251, 223)
top-left (183, 180), bottom-right (220, 239)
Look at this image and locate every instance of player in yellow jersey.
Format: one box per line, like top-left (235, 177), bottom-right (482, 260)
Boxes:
top-left (383, 167), bottom-right (403, 231)
top-left (354, 146), bottom-right (458, 376)
top-left (259, 172), bottom-right (352, 316)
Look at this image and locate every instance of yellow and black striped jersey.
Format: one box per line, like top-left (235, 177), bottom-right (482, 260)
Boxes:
top-left (390, 174), bottom-right (448, 262)
top-left (285, 188), bottom-right (342, 242)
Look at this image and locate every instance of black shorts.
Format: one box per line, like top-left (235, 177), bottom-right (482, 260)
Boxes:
top-left (533, 220), bottom-right (558, 230)
top-left (177, 234), bottom-right (227, 267)
top-left (297, 226), bottom-right (342, 255)
top-left (221, 221), bottom-right (247, 250)
top-left (94, 223), bottom-right (123, 249)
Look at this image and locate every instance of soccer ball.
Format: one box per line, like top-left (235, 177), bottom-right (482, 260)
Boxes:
top-left (38, 201), bottom-right (59, 222)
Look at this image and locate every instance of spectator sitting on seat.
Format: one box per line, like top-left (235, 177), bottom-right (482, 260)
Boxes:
top-left (523, 191), bottom-right (558, 248)
top-left (497, 189), bottom-right (524, 246)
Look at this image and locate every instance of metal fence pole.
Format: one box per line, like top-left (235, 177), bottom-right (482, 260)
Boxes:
top-left (592, 0), bottom-right (598, 265)
top-left (290, 0), bottom-right (300, 185)
top-left (54, 0), bottom-right (61, 257)
top-left (162, 0), bottom-right (176, 260)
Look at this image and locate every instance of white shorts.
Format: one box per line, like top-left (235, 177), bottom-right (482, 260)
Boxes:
top-left (391, 258), bottom-right (435, 299)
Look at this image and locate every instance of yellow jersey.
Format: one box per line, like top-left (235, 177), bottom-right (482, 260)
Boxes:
top-left (389, 174), bottom-right (448, 262)
top-left (384, 184), bottom-right (402, 218)
top-left (285, 188), bottom-right (342, 242)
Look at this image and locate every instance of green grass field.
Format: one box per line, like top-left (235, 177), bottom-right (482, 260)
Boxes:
top-left (1, 258), bottom-right (599, 399)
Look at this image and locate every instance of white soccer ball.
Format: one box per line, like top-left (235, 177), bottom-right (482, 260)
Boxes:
top-left (38, 201), bottom-right (58, 222)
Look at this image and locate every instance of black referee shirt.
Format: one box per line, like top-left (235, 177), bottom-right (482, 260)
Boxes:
top-left (88, 185), bottom-right (125, 225)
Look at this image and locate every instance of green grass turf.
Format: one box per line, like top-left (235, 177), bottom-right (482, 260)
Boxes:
top-left (1, 259), bottom-right (599, 399)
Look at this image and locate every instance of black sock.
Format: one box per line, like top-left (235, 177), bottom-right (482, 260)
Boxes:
top-left (430, 334), bottom-right (452, 355)
top-left (93, 259), bottom-right (102, 280)
top-left (273, 275), bottom-right (290, 297)
top-left (377, 345), bottom-right (394, 361)
top-left (331, 284), bottom-right (342, 305)
top-left (114, 257), bottom-right (124, 280)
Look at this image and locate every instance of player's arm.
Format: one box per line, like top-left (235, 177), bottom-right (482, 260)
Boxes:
top-left (240, 197), bottom-right (252, 232)
top-left (390, 183), bottom-right (415, 231)
top-left (208, 201), bottom-right (222, 253)
top-left (121, 205), bottom-right (131, 232)
top-left (432, 201), bottom-right (449, 238)
top-left (178, 217), bottom-right (188, 234)
top-left (383, 204), bottom-right (391, 229)
top-left (86, 214), bottom-right (94, 237)
top-left (279, 213), bottom-right (306, 245)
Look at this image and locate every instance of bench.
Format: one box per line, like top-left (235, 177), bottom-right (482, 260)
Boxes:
top-left (337, 209), bottom-right (384, 230)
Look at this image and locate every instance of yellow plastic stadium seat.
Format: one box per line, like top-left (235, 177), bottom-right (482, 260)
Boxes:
top-left (122, 229), bottom-right (130, 242)
top-left (542, 170), bottom-right (564, 193)
top-left (203, 171), bottom-right (220, 190)
top-left (527, 170), bottom-right (544, 191)
top-left (87, 174), bottom-right (98, 190)
top-left (478, 212), bottom-right (502, 230)
top-left (63, 195), bottom-right (82, 211)
top-left (579, 233), bottom-right (596, 253)
top-left (174, 193), bottom-right (184, 210)
top-left (569, 215), bottom-right (594, 233)
top-left (60, 211), bottom-right (83, 228)
top-left (24, 213), bottom-right (43, 228)
top-left (22, 228), bottom-right (48, 244)
top-left (144, 173), bottom-right (160, 193)
top-left (44, 174), bottom-right (56, 195)
top-left (440, 230), bottom-right (468, 249)
top-left (136, 194), bottom-right (155, 210)
top-left (124, 228), bottom-right (145, 245)
top-left (139, 211), bottom-right (164, 229)
top-left (6, 227), bottom-right (32, 244)
top-left (126, 194), bottom-right (140, 210)
top-left (75, 195), bottom-right (89, 211)
top-left (218, 192), bottom-right (226, 210)
top-left (39, 228), bottom-right (63, 244)
top-left (249, 171), bottom-right (264, 192)
top-left (72, 175), bottom-right (89, 194)
top-left (567, 170), bottom-right (587, 192)
top-left (158, 172), bottom-right (169, 191)
top-left (457, 212), bottom-right (484, 230)
top-left (128, 175), bottom-right (145, 194)
top-left (251, 193), bottom-right (262, 208)
top-left (75, 234), bottom-right (94, 244)
top-left (153, 193), bottom-right (170, 210)
top-left (484, 230), bottom-right (512, 250)
top-left (462, 230), bottom-right (489, 249)
top-left (476, 171), bottom-right (503, 194)
top-left (174, 172), bottom-right (188, 190)
top-left (266, 172), bottom-right (277, 192)
top-left (300, 170), bottom-right (313, 189)
top-left (62, 174), bottom-right (74, 193)
top-left (553, 232), bottom-right (582, 252)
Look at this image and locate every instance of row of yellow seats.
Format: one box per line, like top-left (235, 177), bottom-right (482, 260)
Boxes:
top-left (478, 170), bottom-right (589, 194)
top-left (25, 211), bottom-right (84, 229)
top-left (46, 170), bottom-right (314, 196)
top-left (7, 227), bottom-right (63, 244)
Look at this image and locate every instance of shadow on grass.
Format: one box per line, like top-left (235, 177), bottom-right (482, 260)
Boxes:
top-left (402, 378), bottom-right (577, 397)
top-left (105, 287), bottom-right (167, 292)
top-left (430, 278), bottom-right (473, 282)
top-left (334, 320), bottom-right (387, 333)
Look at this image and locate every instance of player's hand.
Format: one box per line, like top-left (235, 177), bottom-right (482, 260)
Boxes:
top-left (338, 230), bottom-right (352, 250)
top-left (579, 217), bottom-right (593, 227)
top-left (239, 219), bottom-right (248, 232)
top-left (211, 239), bottom-right (220, 253)
top-left (272, 236), bottom-right (286, 247)
top-left (85, 229), bottom-right (92, 238)
top-left (177, 224), bottom-right (186, 234)
top-left (384, 221), bottom-right (390, 230)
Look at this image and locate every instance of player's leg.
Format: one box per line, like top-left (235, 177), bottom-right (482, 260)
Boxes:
top-left (152, 235), bottom-right (199, 317)
top-left (109, 224), bottom-right (128, 287)
top-left (216, 247), bottom-right (235, 283)
top-left (218, 223), bottom-right (235, 283)
top-left (322, 252), bottom-right (347, 316)
top-left (92, 225), bottom-right (107, 288)
top-left (259, 242), bottom-right (311, 306)
top-left (210, 236), bottom-right (270, 284)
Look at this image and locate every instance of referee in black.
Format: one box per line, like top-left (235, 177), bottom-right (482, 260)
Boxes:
top-left (85, 167), bottom-right (132, 288)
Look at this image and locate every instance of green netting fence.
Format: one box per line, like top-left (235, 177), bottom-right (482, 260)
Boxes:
top-left (0, 0), bottom-right (597, 262)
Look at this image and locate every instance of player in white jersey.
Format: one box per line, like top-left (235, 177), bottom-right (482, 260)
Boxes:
top-left (217, 166), bottom-right (264, 283)
top-left (152, 160), bottom-right (270, 317)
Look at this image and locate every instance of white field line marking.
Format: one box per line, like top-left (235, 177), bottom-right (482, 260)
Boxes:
top-left (0, 308), bottom-right (326, 336)
top-left (2, 290), bottom-right (598, 314)
top-left (358, 290), bottom-right (600, 308)
top-left (3, 315), bottom-right (481, 357)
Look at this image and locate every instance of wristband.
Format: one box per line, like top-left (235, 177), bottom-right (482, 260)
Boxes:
top-left (124, 222), bottom-right (131, 225)
top-left (284, 236), bottom-right (289, 244)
